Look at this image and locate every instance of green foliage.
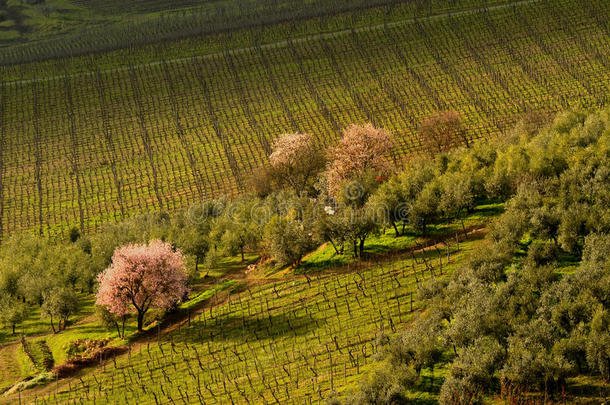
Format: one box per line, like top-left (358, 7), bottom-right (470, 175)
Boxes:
top-left (209, 197), bottom-right (263, 262)
top-left (464, 242), bottom-right (513, 283)
top-left (438, 171), bottom-right (476, 230)
top-left (0, 295), bottom-right (28, 335)
top-left (0, 233), bottom-right (93, 337)
top-left (344, 362), bottom-right (415, 405)
top-left (41, 287), bottom-right (79, 333)
top-left (265, 215), bottom-right (315, 268)
top-left (586, 307), bottom-right (610, 380)
top-left (342, 107), bottom-right (610, 402)
top-left (410, 181), bottom-right (441, 236)
top-left (95, 305), bottom-right (127, 338)
top-left (439, 337), bottom-right (503, 404)
top-left (385, 313), bottom-right (445, 375)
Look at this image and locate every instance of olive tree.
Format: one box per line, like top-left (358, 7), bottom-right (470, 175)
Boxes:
top-left (41, 287), bottom-right (78, 333)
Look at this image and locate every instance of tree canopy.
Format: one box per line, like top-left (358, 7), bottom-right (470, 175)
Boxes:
top-left (96, 240), bottom-right (188, 331)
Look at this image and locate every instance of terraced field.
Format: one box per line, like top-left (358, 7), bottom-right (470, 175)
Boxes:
top-left (22, 234), bottom-right (473, 404)
top-left (1, 0), bottom-right (609, 238)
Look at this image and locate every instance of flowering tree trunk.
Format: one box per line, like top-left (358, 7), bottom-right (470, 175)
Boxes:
top-left (96, 240), bottom-right (189, 333)
top-left (137, 311), bottom-right (145, 332)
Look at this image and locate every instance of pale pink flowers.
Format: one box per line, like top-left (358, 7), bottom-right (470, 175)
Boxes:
top-left (268, 133), bottom-right (326, 195)
top-left (327, 124), bottom-right (394, 197)
top-left (269, 133), bottom-right (314, 168)
top-left (96, 240), bottom-right (188, 331)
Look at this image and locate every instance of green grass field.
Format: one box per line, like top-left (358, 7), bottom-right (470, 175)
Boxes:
top-left (1, 0), bottom-right (609, 239)
top-left (7, 229), bottom-right (476, 404)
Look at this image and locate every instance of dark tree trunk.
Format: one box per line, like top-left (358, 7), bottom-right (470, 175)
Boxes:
top-left (137, 311), bottom-right (145, 332)
top-left (359, 237), bottom-right (365, 257)
top-left (328, 239), bottom-right (340, 255)
top-left (392, 222), bottom-right (400, 237)
top-left (12, 323), bottom-right (15, 335)
top-left (240, 246), bottom-right (245, 262)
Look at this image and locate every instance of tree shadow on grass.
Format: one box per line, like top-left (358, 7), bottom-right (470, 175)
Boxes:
top-left (406, 373), bottom-right (445, 404)
top-left (566, 374), bottom-right (610, 400)
top-left (174, 311), bottom-right (319, 344)
top-left (407, 398), bottom-right (438, 405)
top-left (298, 257), bottom-right (347, 274)
top-left (472, 203), bottom-right (504, 217)
top-left (415, 374), bottom-right (444, 393)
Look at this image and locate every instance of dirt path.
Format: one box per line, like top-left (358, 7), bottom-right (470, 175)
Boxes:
top-left (3, 225), bottom-right (488, 403)
top-left (73, 225), bottom-right (487, 350)
top-left (306, 225), bottom-right (487, 277)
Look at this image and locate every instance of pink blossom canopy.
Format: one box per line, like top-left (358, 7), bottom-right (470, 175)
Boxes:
top-left (327, 124), bottom-right (394, 196)
top-left (269, 133), bottom-right (314, 168)
top-left (96, 240), bottom-right (188, 317)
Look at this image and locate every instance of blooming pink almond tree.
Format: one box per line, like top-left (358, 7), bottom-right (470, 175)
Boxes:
top-left (96, 240), bottom-right (188, 332)
top-left (268, 132), bottom-right (326, 195)
top-left (327, 123), bottom-right (394, 198)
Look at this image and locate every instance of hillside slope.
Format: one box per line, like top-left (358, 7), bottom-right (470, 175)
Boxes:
top-left (1, 0), bottom-right (609, 238)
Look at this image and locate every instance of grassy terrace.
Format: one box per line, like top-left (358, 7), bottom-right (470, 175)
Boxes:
top-left (13, 237), bottom-right (479, 404)
top-left (0, 204), bottom-right (493, 404)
